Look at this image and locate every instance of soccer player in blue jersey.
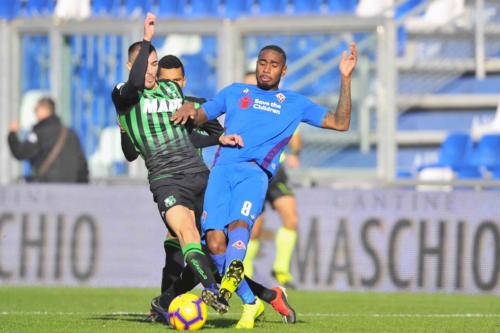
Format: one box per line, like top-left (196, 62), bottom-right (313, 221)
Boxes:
top-left (172, 43), bottom-right (357, 328)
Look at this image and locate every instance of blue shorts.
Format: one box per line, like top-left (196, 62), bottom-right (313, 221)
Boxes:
top-left (201, 162), bottom-right (269, 237)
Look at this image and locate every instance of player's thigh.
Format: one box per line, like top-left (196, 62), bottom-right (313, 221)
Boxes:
top-left (192, 171), bottom-right (209, 232)
top-left (268, 167), bottom-right (294, 204)
top-left (165, 205), bottom-right (199, 244)
top-left (151, 180), bottom-right (190, 236)
top-left (153, 177), bottom-right (200, 242)
top-left (201, 166), bottom-right (232, 234)
top-left (229, 165), bottom-right (269, 228)
top-left (251, 214), bottom-right (264, 239)
top-left (273, 195), bottom-right (298, 230)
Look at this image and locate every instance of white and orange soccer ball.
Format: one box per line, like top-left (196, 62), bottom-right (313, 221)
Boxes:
top-left (168, 293), bottom-right (208, 331)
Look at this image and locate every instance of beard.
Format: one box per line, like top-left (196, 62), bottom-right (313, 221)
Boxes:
top-left (257, 77), bottom-right (281, 91)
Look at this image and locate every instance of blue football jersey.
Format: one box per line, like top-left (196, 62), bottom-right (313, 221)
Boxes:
top-left (202, 83), bottom-right (328, 176)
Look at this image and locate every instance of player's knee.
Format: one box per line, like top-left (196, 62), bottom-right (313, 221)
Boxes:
top-left (283, 216), bottom-right (298, 230)
top-left (176, 225), bottom-right (200, 244)
top-left (228, 220), bottom-right (249, 231)
top-left (207, 241), bottom-right (226, 255)
top-left (206, 232), bottom-right (226, 255)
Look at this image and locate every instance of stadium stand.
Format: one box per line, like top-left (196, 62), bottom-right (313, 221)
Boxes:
top-left (418, 132), bottom-right (472, 170)
top-left (222, 0), bottom-right (250, 19)
top-left (4, 0), bottom-right (500, 185)
top-left (156, 0), bottom-right (182, 17)
top-left (89, 126), bottom-right (127, 178)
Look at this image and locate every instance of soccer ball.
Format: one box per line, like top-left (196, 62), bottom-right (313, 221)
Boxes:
top-left (168, 293), bottom-right (208, 331)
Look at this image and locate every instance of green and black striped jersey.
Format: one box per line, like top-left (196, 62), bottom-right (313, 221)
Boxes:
top-left (112, 79), bottom-right (208, 183)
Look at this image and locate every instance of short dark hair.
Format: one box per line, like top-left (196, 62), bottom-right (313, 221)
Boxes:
top-left (37, 97), bottom-right (55, 114)
top-left (158, 55), bottom-right (185, 76)
top-left (127, 41), bottom-right (156, 61)
top-left (258, 45), bottom-right (287, 64)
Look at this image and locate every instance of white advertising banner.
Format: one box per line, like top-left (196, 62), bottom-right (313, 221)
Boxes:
top-left (0, 184), bottom-right (165, 287)
top-left (0, 185), bottom-right (498, 294)
top-left (257, 189), bottom-right (500, 294)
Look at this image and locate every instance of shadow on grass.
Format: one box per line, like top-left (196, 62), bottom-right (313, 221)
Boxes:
top-left (88, 313), bottom-right (237, 328)
top-left (203, 317), bottom-right (238, 329)
top-left (89, 313), bottom-right (152, 324)
top-left (88, 313), bottom-right (304, 329)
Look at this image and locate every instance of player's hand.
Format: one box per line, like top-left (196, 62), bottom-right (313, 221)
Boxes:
top-left (143, 12), bottom-right (156, 41)
top-left (219, 134), bottom-right (244, 147)
top-left (339, 42), bottom-right (357, 79)
top-left (286, 154), bottom-right (300, 168)
top-left (171, 102), bottom-right (196, 125)
top-left (9, 121), bottom-right (20, 133)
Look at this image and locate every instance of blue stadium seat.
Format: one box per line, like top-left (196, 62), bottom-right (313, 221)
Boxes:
top-left (292, 0), bottom-right (323, 15)
top-left (416, 133), bottom-right (472, 173)
top-left (397, 170), bottom-right (413, 178)
top-left (92, 0), bottom-right (120, 16)
top-left (202, 37), bottom-right (217, 57)
top-left (491, 166), bottom-right (500, 179)
top-left (15, 0), bottom-right (54, 16)
top-left (157, 0), bottom-right (182, 17)
top-left (327, 0), bottom-right (357, 14)
top-left (470, 134), bottom-right (500, 169)
top-left (0, 1), bottom-right (15, 19)
top-left (126, 0), bottom-right (154, 17)
top-left (12, 0), bottom-right (27, 17)
top-left (455, 165), bottom-right (482, 179)
top-left (438, 133), bottom-right (472, 168)
top-left (113, 162), bottom-right (128, 175)
top-left (26, 0), bottom-right (48, 16)
top-left (182, 54), bottom-right (211, 97)
top-left (223, 0), bottom-right (250, 19)
top-left (189, 0), bottom-right (218, 17)
top-left (258, 0), bottom-right (287, 15)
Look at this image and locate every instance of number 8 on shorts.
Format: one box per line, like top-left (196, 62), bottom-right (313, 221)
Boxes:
top-left (241, 201), bottom-right (252, 216)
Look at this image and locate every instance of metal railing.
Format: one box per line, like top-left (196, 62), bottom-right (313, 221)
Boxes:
top-left (0, 0), bottom-right (497, 188)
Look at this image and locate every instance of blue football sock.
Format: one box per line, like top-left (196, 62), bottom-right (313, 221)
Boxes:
top-left (236, 279), bottom-right (256, 304)
top-left (211, 253), bottom-right (226, 276)
top-left (226, 226), bottom-right (250, 265)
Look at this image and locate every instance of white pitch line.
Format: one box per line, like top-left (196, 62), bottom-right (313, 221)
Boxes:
top-left (0, 311), bottom-right (499, 318)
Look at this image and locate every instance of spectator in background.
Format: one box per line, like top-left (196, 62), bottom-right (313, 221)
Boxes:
top-left (7, 97), bottom-right (89, 183)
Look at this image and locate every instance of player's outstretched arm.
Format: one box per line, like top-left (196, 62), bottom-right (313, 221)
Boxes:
top-left (112, 13), bottom-right (156, 109)
top-left (171, 102), bottom-right (208, 126)
top-left (321, 42), bottom-right (357, 131)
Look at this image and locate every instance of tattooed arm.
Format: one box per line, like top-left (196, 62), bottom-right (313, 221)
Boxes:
top-left (321, 42), bottom-right (357, 131)
top-left (321, 76), bottom-right (352, 131)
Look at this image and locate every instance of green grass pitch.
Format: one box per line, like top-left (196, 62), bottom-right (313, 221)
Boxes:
top-left (0, 287), bottom-right (499, 332)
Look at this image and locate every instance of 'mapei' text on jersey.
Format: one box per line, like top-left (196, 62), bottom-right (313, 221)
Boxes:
top-left (112, 80), bottom-right (207, 183)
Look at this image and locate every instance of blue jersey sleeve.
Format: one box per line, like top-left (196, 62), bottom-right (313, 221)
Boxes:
top-left (202, 84), bottom-right (232, 120)
top-left (300, 97), bottom-right (329, 127)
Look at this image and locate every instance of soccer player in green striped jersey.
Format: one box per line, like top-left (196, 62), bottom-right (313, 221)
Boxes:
top-left (120, 52), bottom-right (297, 325)
top-left (111, 13), bottom-right (228, 316)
